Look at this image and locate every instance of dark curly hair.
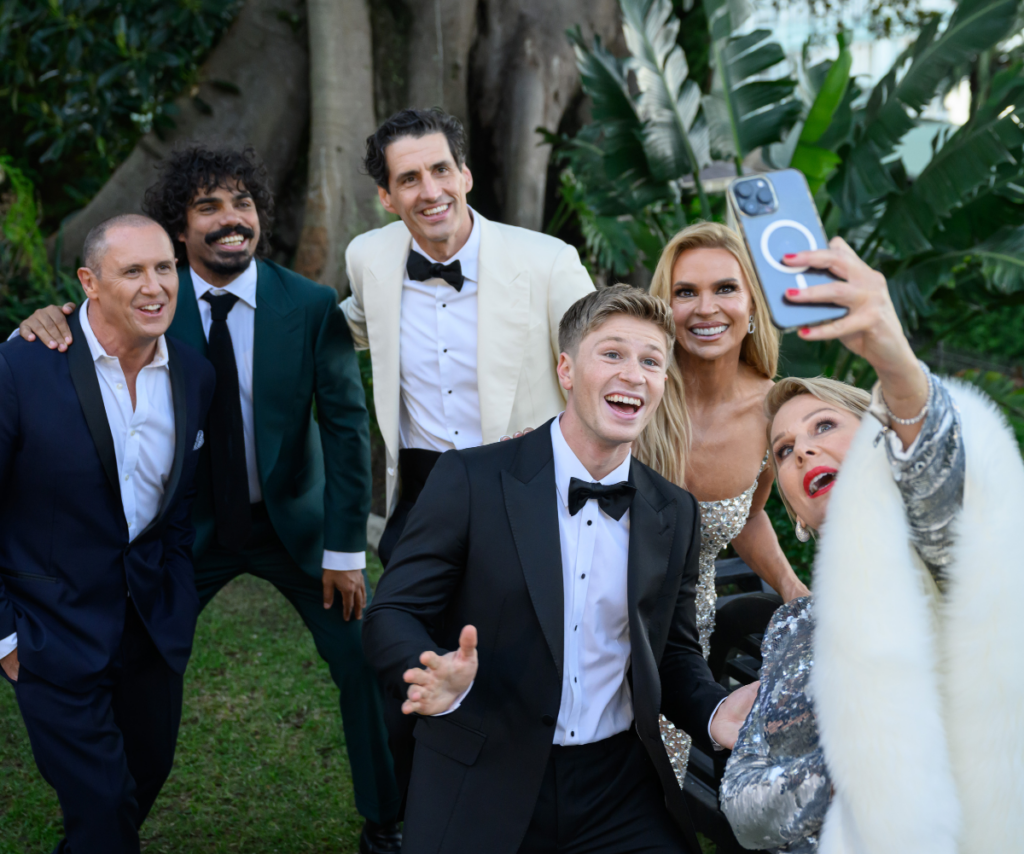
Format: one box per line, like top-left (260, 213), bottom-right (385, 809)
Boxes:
top-left (364, 108), bottom-right (467, 190)
top-left (142, 144), bottom-right (274, 266)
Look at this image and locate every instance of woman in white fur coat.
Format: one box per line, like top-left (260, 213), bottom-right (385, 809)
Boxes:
top-left (718, 237), bottom-right (1024, 854)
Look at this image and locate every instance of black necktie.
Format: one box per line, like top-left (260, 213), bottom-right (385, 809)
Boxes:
top-left (406, 250), bottom-right (464, 291)
top-left (201, 291), bottom-right (251, 551)
top-left (567, 478), bottom-right (636, 521)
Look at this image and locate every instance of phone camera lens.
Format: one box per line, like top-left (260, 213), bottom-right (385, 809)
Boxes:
top-left (756, 188), bottom-right (772, 204)
top-left (734, 183), bottom-right (752, 199)
top-left (741, 200), bottom-right (758, 215)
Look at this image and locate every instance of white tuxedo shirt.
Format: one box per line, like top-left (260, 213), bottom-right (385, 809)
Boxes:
top-left (341, 211), bottom-right (595, 517)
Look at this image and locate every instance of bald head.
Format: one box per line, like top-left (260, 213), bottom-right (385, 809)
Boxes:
top-left (82, 214), bottom-right (168, 274)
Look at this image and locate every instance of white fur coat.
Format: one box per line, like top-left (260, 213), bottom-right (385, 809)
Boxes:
top-left (811, 380), bottom-right (1024, 854)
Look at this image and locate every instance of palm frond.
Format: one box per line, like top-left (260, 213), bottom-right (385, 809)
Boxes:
top-left (702, 0), bottom-right (801, 167)
top-left (620, 0), bottom-right (712, 215)
top-left (829, 0), bottom-right (1020, 221)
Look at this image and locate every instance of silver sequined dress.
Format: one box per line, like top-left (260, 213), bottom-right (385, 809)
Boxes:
top-left (719, 368), bottom-right (964, 852)
top-left (660, 451), bottom-right (770, 787)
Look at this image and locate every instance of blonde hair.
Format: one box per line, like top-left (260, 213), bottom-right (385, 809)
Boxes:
top-left (763, 376), bottom-right (871, 525)
top-left (559, 283), bottom-right (676, 356)
top-left (559, 285), bottom-right (690, 488)
top-left (649, 221), bottom-right (779, 379)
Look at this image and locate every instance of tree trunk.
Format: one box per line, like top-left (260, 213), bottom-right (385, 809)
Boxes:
top-left (52, 0), bottom-right (309, 269)
top-left (470, 0), bottom-right (620, 230)
top-left (404, 0), bottom-right (478, 129)
top-left (293, 0), bottom-right (381, 294)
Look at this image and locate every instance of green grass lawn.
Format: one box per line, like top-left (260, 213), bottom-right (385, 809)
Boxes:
top-left (0, 552), bottom-right (386, 853)
top-left (0, 551), bottom-right (719, 853)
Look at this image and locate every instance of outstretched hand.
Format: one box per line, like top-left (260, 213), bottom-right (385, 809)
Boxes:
top-left (784, 236), bottom-right (929, 444)
top-left (709, 680), bottom-right (760, 750)
top-left (402, 625), bottom-right (478, 716)
top-left (19, 302), bottom-right (76, 351)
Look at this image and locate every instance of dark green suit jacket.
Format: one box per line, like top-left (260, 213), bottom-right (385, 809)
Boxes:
top-left (170, 259), bottom-right (370, 578)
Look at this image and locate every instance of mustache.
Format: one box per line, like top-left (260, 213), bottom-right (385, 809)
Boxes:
top-left (205, 225), bottom-right (256, 245)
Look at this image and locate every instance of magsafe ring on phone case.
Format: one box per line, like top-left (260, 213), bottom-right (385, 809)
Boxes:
top-left (728, 169), bottom-right (848, 331)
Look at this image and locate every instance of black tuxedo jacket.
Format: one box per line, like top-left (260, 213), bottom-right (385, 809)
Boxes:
top-left (0, 309), bottom-right (215, 691)
top-left (363, 420), bottom-right (727, 854)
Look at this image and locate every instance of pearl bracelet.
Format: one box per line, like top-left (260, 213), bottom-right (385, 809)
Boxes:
top-left (881, 374), bottom-right (933, 425)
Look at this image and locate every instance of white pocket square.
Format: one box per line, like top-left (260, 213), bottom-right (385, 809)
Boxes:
top-left (193, 430), bottom-right (205, 451)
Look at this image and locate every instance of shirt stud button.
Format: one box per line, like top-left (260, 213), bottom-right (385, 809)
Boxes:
top-left (581, 573), bottom-right (586, 579)
top-left (116, 383), bottom-right (123, 389)
top-left (443, 348), bottom-right (448, 353)
top-left (570, 731), bottom-right (575, 737)
top-left (586, 520), bottom-right (592, 526)
top-left (454, 430), bottom-right (459, 435)
top-left (124, 475), bottom-right (129, 481)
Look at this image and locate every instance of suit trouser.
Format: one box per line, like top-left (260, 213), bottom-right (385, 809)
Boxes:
top-left (377, 448), bottom-right (442, 568)
top-left (194, 502), bottom-right (401, 824)
top-left (6, 602), bottom-right (183, 854)
top-left (517, 729), bottom-right (688, 854)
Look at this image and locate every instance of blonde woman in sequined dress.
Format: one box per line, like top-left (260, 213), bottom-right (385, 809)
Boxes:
top-left (636, 222), bottom-right (809, 786)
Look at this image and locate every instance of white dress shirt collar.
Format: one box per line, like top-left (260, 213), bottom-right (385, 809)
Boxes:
top-left (190, 259), bottom-right (258, 307)
top-left (409, 207), bottom-right (481, 284)
top-left (79, 298), bottom-right (170, 369)
top-left (550, 414), bottom-right (632, 510)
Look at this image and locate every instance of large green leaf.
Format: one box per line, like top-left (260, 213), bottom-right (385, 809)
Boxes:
top-left (888, 225), bottom-right (1024, 326)
top-left (702, 0), bottom-right (801, 166)
top-left (879, 79), bottom-right (1024, 254)
top-left (621, 0), bottom-right (712, 215)
top-left (830, 0), bottom-right (1020, 221)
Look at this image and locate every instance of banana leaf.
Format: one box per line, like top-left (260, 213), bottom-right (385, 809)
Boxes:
top-left (621, 0), bottom-right (712, 216)
top-left (703, 0), bottom-right (801, 169)
top-left (829, 0), bottom-right (1020, 222)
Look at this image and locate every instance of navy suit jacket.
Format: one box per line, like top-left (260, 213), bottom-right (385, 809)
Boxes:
top-left (0, 309), bottom-right (215, 692)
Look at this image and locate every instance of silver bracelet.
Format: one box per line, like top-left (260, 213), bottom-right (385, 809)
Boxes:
top-left (882, 375), bottom-right (932, 425)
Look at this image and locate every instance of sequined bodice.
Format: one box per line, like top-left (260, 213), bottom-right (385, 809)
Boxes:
top-left (694, 450), bottom-right (769, 657)
top-left (660, 451), bottom-right (769, 787)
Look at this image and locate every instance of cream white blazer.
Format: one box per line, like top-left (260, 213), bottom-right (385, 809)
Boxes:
top-left (341, 213), bottom-right (595, 518)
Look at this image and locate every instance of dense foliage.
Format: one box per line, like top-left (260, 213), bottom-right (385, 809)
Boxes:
top-left (0, 0), bottom-right (241, 232)
top-left (553, 0), bottom-right (1024, 407)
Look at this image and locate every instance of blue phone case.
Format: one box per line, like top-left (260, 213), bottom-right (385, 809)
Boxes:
top-left (729, 169), bottom-right (848, 331)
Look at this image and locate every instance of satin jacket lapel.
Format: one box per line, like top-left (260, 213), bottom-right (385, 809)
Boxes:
top-left (626, 463), bottom-right (677, 724)
top-left (501, 424), bottom-right (564, 678)
top-left (364, 227), bottom-right (409, 460)
top-left (476, 215), bottom-right (530, 443)
top-left (168, 266), bottom-right (208, 356)
top-left (137, 341), bottom-right (188, 540)
top-left (67, 308), bottom-right (122, 507)
top-left (253, 260), bottom-right (303, 483)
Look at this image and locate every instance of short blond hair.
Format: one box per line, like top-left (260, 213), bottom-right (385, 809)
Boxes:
top-left (558, 284), bottom-right (676, 356)
top-left (560, 285), bottom-right (690, 487)
top-left (763, 376), bottom-right (871, 525)
top-left (649, 221), bottom-right (779, 379)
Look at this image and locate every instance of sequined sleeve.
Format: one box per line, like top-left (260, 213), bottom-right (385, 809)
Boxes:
top-left (720, 598), bottom-right (830, 852)
top-left (873, 366), bottom-right (965, 586)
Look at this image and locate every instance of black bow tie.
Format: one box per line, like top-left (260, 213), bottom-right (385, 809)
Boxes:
top-left (567, 478), bottom-right (636, 521)
top-left (407, 250), bottom-right (464, 291)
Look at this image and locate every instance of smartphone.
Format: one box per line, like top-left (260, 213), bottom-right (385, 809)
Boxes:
top-left (727, 168), bottom-right (848, 331)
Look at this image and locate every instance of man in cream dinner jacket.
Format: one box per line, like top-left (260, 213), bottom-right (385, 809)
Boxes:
top-left (342, 108), bottom-right (594, 565)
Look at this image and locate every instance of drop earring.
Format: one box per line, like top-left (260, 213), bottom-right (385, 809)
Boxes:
top-left (748, 315), bottom-right (756, 334)
top-left (794, 521), bottom-right (810, 543)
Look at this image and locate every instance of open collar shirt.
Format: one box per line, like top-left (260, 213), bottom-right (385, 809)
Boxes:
top-left (0, 300), bottom-right (175, 659)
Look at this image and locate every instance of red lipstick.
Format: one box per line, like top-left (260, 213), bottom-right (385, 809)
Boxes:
top-left (803, 466), bottom-right (838, 498)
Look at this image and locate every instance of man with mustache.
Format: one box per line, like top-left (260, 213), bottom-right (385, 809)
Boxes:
top-left (16, 146), bottom-right (402, 853)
